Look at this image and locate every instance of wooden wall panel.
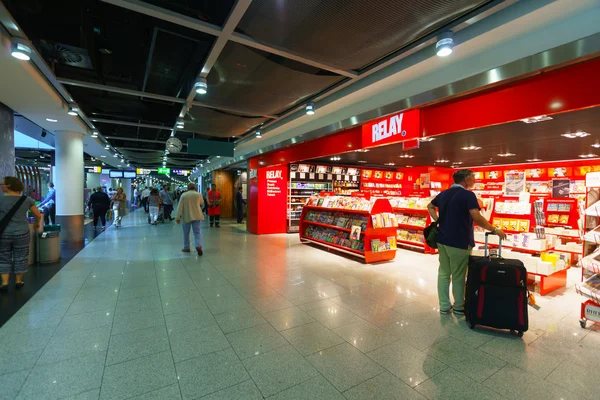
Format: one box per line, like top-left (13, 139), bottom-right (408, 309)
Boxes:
top-left (213, 170), bottom-right (234, 218)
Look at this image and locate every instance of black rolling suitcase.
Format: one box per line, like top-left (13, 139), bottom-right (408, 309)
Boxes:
top-left (465, 233), bottom-right (529, 337)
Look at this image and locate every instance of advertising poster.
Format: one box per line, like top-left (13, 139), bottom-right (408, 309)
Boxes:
top-left (419, 173), bottom-right (431, 189)
top-left (552, 179), bottom-right (571, 198)
top-left (485, 171), bottom-right (501, 180)
top-left (548, 167), bottom-right (572, 177)
top-left (525, 168), bottom-right (546, 179)
top-left (505, 172), bottom-right (526, 196)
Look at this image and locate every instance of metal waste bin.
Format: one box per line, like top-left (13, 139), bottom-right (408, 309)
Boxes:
top-left (38, 231), bottom-right (61, 264)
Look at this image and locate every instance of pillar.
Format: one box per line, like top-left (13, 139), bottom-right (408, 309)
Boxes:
top-left (0, 103), bottom-right (15, 178)
top-left (55, 130), bottom-right (84, 242)
top-left (122, 179), bottom-right (132, 206)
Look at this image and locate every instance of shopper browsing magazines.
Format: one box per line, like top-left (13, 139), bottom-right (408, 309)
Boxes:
top-left (427, 169), bottom-right (507, 316)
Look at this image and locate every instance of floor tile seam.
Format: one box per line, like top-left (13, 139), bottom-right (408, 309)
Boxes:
top-left (270, 316), bottom-right (319, 334)
top-left (185, 379), bottom-right (256, 400)
top-left (98, 246), bottom-right (133, 400)
top-left (152, 260), bottom-right (186, 400)
top-left (477, 364), bottom-right (516, 399)
top-left (340, 370), bottom-right (417, 397)
top-left (14, 253), bottom-right (102, 399)
top-left (56, 387), bottom-right (101, 400)
top-left (422, 335), bottom-right (511, 372)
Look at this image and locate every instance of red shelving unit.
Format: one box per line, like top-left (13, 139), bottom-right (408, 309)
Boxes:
top-left (393, 207), bottom-right (435, 254)
top-left (300, 198), bottom-right (397, 263)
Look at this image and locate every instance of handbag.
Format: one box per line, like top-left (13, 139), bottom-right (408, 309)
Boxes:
top-left (424, 188), bottom-right (461, 249)
top-left (0, 196), bottom-right (28, 237)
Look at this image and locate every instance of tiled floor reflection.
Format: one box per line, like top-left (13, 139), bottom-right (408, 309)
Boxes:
top-left (1, 209), bottom-right (598, 399)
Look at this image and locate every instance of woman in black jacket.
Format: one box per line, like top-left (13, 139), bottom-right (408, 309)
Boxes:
top-left (88, 186), bottom-right (111, 231)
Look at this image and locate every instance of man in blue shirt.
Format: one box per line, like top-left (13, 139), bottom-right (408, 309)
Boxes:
top-left (38, 182), bottom-right (56, 225)
top-left (159, 185), bottom-right (175, 221)
top-left (427, 170), bottom-right (507, 316)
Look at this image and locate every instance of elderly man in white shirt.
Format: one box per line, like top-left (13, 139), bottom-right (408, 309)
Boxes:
top-left (141, 187), bottom-right (151, 213)
top-left (176, 183), bottom-right (205, 256)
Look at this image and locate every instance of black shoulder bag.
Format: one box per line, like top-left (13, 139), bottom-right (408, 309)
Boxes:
top-left (0, 196), bottom-right (28, 237)
top-left (423, 188), bottom-right (461, 249)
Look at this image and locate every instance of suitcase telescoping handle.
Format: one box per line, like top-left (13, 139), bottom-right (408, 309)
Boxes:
top-left (484, 232), bottom-right (502, 258)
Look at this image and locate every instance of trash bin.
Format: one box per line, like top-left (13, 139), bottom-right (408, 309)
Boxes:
top-left (38, 231), bottom-right (61, 264)
top-left (44, 224), bottom-right (61, 232)
top-left (28, 224), bottom-right (38, 265)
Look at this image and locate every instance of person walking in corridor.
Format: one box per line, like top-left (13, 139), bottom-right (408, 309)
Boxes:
top-left (207, 184), bottom-right (221, 228)
top-left (142, 186), bottom-right (151, 213)
top-left (38, 182), bottom-right (56, 225)
top-left (148, 188), bottom-right (162, 225)
top-left (111, 187), bottom-right (127, 228)
top-left (235, 186), bottom-right (246, 224)
top-left (427, 169), bottom-right (507, 316)
top-left (0, 176), bottom-right (42, 292)
top-left (176, 183), bottom-right (204, 256)
top-left (88, 186), bottom-right (111, 231)
top-left (160, 185), bottom-right (175, 221)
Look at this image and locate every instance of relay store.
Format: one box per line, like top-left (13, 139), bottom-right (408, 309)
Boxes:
top-left (245, 57), bottom-right (600, 311)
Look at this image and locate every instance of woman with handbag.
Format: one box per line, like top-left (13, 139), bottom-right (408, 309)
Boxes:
top-left (148, 188), bottom-right (163, 225)
top-left (111, 187), bottom-right (127, 228)
top-left (0, 176), bottom-right (42, 292)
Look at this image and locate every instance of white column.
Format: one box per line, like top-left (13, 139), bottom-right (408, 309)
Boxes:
top-left (55, 130), bottom-right (84, 241)
top-left (122, 179), bottom-right (132, 206)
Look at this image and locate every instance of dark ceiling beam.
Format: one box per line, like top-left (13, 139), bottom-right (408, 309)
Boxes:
top-left (58, 78), bottom-right (276, 119)
top-left (105, 136), bottom-right (188, 146)
top-left (89, 118), bottom-right (171, 131)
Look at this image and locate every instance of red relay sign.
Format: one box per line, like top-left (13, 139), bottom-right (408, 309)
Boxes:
top-left (362, 109), bottom-right (421, 149)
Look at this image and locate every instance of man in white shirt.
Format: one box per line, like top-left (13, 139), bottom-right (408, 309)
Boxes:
top-left (141, 187), bottom-right (151, 213)
top-left (133, 187), bottom-right (139, 207)
top-left (176, 183), bottom-right (205, 256)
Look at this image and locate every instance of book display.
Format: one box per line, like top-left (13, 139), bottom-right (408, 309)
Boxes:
top-left (300, 196), bottom-right (397, 263)
top-left (387, 196), bottom-right (436, 253)
top-left (287, 164), bottom-right (334, 233)
top-left (360, 169), bottom-right (403, 196)
top-left (577, 172), bottom-right (600, 328)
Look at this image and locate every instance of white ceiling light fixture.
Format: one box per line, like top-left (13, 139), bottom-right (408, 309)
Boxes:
top-left (207, 159), bottom-right (211, 163)
top-left (91, 157), bottom-right (95, 161)
top-left (357, 160), bottom-right (367, 163)
top-left (579, 154), bottom-right (597, 158)
top-left (176, 118), bottom-right (184, 129)
top-left (526, 158), bottom-right (542, 162)
top-left (462, 145), bottom-right (481, 151)
top-left (562, 131), bottom-right (590, 139)
top-left (11, 38), bottom-right (32, 61)
top-left (436, 159), bottom-right (449, 163)
top-left (104, 144), bottom-right (110, 149)
top-left (100, 155), bottom-right (106, 158)
top-left (398, 154), bottom-right (414, 158)
top-left (592, 144), bottom-right (600, 148)
top-left (67, 105), bottom-right (79, 116)
top-left (91, 131), bottom-right (99, 138)
top-left (436, 31), bottom-right (454, 57)
top-left (127, 163), bottom-right (130, 167)
top-left (45, 118), bottom-right (58, 123)
top-left (355, 149), bottom-right (369, 153)
top-left (384, 162), bottom-right (396, 166)
top-left (255, 131), bottom-right (262, 138)
top-left (521, 115), bottom-right (553, 124)
top-left (330, 156), bottom-right (341, 161)
top-left (420, 137), bottom-right (435, 142)
top-left (113, 153), bottom-right (118, 158)
top-left (195, 78), bottom-right (208, 95)
top-left (306, 102), bottom-right (315, 115)
top-left (497, 153), bottom-right (515, 157)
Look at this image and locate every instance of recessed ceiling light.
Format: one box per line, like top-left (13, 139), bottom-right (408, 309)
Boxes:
top-left (452, 161), bottom-right (464, 165)
top-left (100, 155), bottom-right (106, 158)
top-left (176, 118), bottom-right (184, 129)
top-left (462, 146), bottom-right (481, 151)
top-left (483, 162), bottom-right (494, 165)
top-left (384, 162), bottom-right (396, 166)
top-left (497, 153), bottom-right (515, 157)
top-left (579, 154), bottom-right (597, 158)
top-left (91, 131), bottom-right (99, 138)
top-left (357, 160), bottom-right (367, 163)
top-left (562, 131), bottom-right (590, 138)
top-left (405, 165), bottom-right (413, 168)
top-left (330, 156), bottom-right (341, 161)
top-left (526, 158), bottom-right (542, 162)
top-left (592, 144), bottom-right (600, 148)
top-left (436, 31), bottom-right (454, 57)
top-left (195, 78), bottom-right (208, 95)
top-left (113, 153), bottom-right (118, 158)
top-left (435, 159), bottom-right (449, 163)
top-left (11, 38), bottom-right (32, 61)
top-left (306, 102), bottom-right (315, 115)
top-left (420, 137), bottom-right (435, 142)
top-left (355, 149), bottom-right (369, 153)
top-left (521, 115), bottom-right (553, 123)
top-left (398, 154), bottom-right (414, 158)
top-left (67, 105), bottom-right (79, 116)
top-left (255, 131), bottom-right (262, 138)
top-left (45, 118), bottom-right (58, 123)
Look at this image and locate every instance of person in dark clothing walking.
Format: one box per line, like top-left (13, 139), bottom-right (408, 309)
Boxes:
top-left (235, 187), bottom-right (246, 223)
top-left (88, 186), bottom-right (111, 231)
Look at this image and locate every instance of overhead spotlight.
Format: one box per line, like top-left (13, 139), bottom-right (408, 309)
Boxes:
top-left (592, 144), bottom-right (600, 149)
top-left (452, 161), bottom-right (464, 165)
top-left (562, 131), bottom-right (590, 139)
top-left (330, 156), bottom-right (341, 161)
top-left (526, 158), bottom-right (542, 162)
top-left (216, 156), bottom-right (221, 158)
top-left (384, 162), bottom-right (396, 166)
top-left (435, 159), bottom-right (449, 163)
top-left (207, 159), bottom-right (211, 163)
top-left (91, 131), bottom-right (99, 138)
top-left (91, 157), bottom-right (95, 161)
top-left (67, 105), bottom-right (79, 116)
top-left (121, 158), bottom-right (125, 163)
top-left (462, 145), bottom-right (481, 151)
top-left (355, 149), bottom-right (369, 153)
top-left (41, 130), bottom-right (47, 138)
top-left (11, 38), bottom-right (32, 61)
top-left (102, 162), bottom-right (106, 166)
top-left (398, 154), bottom-right (414, 158)
top-left (579, 154), bottom-right (597, 158)
top-left (420, 137), bottom-right (435, 142)
top-left (255, 131), bottom-right (262, 138)
top-left (200, 163), bottom-right (203, 167)
top-left (436, 31), bottom-right (454, 57)
top-left (195, 78), bottom-right (208, 95)
top-left (521, 115), bottom-right (552, 124)
top-left (39, 153), bottom-right (45, 159)
top-left (357, 160), bottom-right (367, 163)
top-left (497, 153), bottom-right (515, 157)
top-left (176, 118), bottom-right (184, 129)
top-left (45, 118), bottom-right (58, 123)
top-left (104, 144), bottom-right (110, 149)
top-left (127, 163), bottom-right (131, 167)
top-left (306, 102), bottom-right (315, 115)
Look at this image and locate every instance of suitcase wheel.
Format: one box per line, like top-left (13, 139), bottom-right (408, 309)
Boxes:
top-left (468, 321), bottom-right (475, 329)
top-left (517, 331), bottom-right (524, 338)
top-left (580, 319), bottom-right (587, 329)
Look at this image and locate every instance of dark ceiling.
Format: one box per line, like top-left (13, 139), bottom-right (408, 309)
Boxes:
top-left (5, 0), bottom-right (493, 169)
top-left (310, 106), bottom-right (600, 168)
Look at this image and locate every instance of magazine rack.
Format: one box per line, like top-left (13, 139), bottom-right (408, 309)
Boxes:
top-left (299, 197), bottom-right (397, 263)
top-left (577, 172), bottom-right (600, 328)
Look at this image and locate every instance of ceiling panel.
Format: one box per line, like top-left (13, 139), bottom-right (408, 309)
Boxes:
top-left (309, 107), bottom-right (600, 168)
top-left (236, 0), bottom-right (490, 71)
top-left (185, 99), bottom-right (269, 137)
top-left (200, 42), bottom-right (344, 116)
top-left (140, 0), bottom-right (237, 26)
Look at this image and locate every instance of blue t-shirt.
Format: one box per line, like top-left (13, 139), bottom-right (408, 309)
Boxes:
top-left (431, 186), bottom-right (480, 250)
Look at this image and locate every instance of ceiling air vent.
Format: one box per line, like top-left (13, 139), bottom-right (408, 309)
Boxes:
top-left (39, 41), bottom-right (93, 69)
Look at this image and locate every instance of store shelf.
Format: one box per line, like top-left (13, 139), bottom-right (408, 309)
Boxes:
top-left (397, 238), bottom-right (425, 247)
top-left (393, 208), bottom-right (428, 214)
top-left (304, 220), bottom-right (365, 235)
top-left (397, 224), bottom-right (425, 230)
top-left (301, 236), bottom-right (365, 257)
top-left (303, 205), bottom-right (370, 214)
top-left (289, 202), bottom-right (306, 205)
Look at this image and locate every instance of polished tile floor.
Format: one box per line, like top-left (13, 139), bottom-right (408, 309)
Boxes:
top-left (1, 209), bottom-right (598, 399)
